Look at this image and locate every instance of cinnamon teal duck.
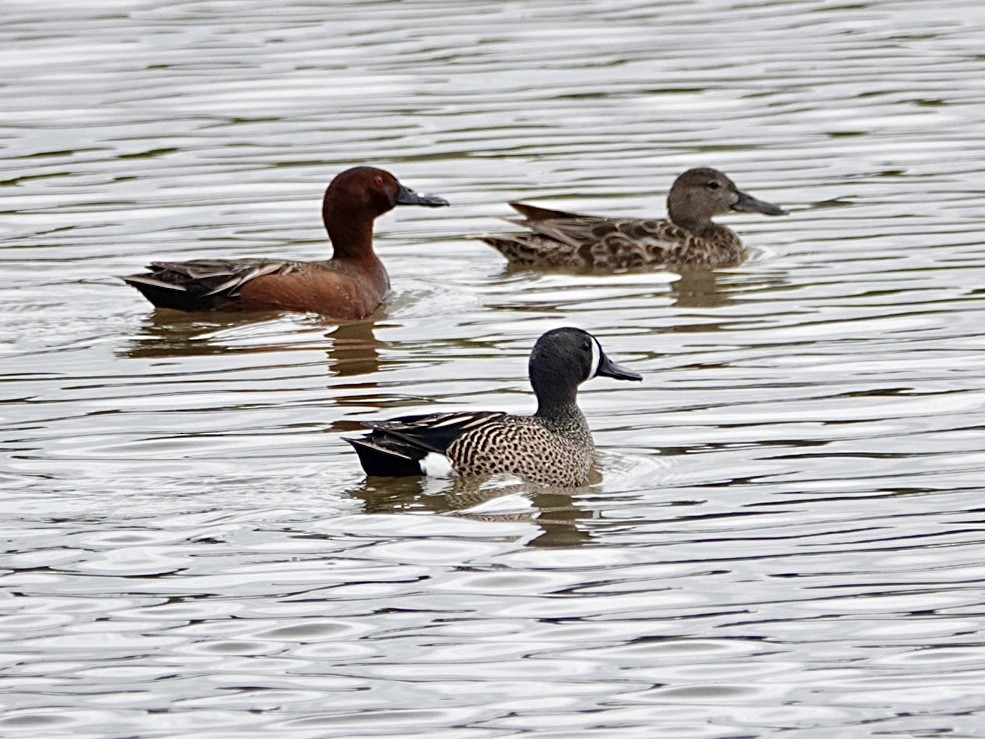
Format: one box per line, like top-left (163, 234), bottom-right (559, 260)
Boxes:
top-left (345, 327), bottom-right (642, 487)
top-left (481, 167), bottom-right (786, 270)
top-left (122, 166), bottom-right (448, 318)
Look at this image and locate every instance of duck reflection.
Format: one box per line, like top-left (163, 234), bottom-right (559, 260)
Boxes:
top-left (669, 265), bottom-right (790, 310)
top-left (348, 474), bottom-right (597, 547)
top-left (669, 269), bottom-right (729, 308)
top-left (119, 310), bottom-right (257, 359)
top-left (120, 313), bottom-right (385, 378)
top-left (322, 322), bottom-right (384, 378)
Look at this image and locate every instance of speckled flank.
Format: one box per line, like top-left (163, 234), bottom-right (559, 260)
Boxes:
top-left (446, 414), bottom-right (595, 487)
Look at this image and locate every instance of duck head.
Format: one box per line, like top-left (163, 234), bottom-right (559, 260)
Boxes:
top-left (667, 167), bottom-right (786, 231)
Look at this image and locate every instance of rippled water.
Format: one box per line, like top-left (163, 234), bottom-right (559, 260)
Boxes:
top-left (3, 0), bottom-right (985, 736)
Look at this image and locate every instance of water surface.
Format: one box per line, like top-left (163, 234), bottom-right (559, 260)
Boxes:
top-left (3, 0), bottom-right (985, 736)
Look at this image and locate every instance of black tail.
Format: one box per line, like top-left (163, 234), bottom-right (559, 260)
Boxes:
top-left (344, 437), bottom-right (424, 477)
top-left (122, 276), bottom-right (219, 312)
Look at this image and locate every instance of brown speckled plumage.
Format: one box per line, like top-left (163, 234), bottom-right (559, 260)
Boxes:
top-left (481, 167), bottom-right (786, 271)
top-left (445, 412), bottom-right (595, 486)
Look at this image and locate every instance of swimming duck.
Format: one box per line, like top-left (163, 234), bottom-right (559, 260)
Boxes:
top-left (481, 167), bottom-right (786, 270)
top-left (122, 166), bottom-right (448, 318)
top-left (345, 327), bottom-right (642, 487)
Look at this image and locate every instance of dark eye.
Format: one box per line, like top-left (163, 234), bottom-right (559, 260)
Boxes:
top-left (373, 175), bottom-right (384, 187)
top-left (706, 180), bottom-right (721, 190)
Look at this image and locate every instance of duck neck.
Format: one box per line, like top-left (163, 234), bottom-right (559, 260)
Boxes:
top-left (323, 198), bottom-right (378, 263)
top-left (670, 208), bottom-right (737, 242)
top-left (667, 204), bottom-right (710, 235)
top-left (534, 386), bottom-right (587, 429)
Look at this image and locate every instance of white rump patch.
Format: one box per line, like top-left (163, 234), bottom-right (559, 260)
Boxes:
top-left (420, 452), bottom-right (456, 477)
top-left (589, 336), bottom-right (602, 378)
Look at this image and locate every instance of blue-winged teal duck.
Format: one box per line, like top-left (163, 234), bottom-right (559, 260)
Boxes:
top-left (122, 167), bottom-right (448, 318)
top-left (481, 167), bottom-right (786, 270)
top-left (345, 327), bottom-right (642, 486)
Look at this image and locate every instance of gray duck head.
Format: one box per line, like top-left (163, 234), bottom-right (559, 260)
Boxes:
top-left (667, 167), bottom-right (786, 232)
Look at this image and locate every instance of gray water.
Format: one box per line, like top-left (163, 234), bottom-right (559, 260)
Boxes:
top-left (3, 1), bottom-right (985, 736)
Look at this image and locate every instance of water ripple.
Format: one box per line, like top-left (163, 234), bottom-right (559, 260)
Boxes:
top-left (3, 0), bottom-right (985, 735)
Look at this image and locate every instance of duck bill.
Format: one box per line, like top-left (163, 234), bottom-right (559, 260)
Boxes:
top-left (596, 352), bottom-right (643, 382)
top-left (732, 190), bottom-right (787, 216)
top-left (396, 183), bottom-right (449, 207)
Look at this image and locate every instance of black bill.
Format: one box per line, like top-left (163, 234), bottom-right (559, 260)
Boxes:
top-left (396, 183), bottom-right (449, 207)
top-left (596, 352), bottom-right (643, 382)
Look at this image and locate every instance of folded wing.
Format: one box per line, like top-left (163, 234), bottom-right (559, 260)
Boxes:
top-left (121, 259), bottom-right (299, 310)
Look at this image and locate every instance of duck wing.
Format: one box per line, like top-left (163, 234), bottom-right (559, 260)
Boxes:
top-left (121, 258), bottom-right (301, 310)
top-left (345, 411), bottom-right (508, 477)
top-left (506, 201), bottom-right (584, 222)
top-left (482, 202), bottom-right (688, 269)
